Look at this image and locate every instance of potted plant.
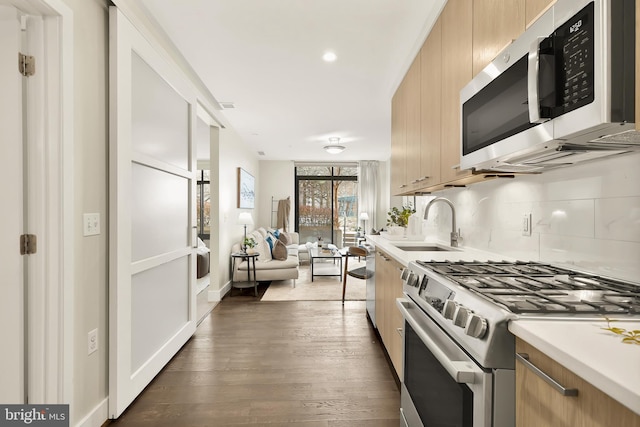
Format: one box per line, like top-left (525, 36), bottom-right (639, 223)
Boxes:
top-left (386, 204), bottom-right (415, 234)
top-left (243, 237), bottom-right (257, 254)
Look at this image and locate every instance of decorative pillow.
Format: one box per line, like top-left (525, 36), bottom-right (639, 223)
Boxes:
top-left (278, 231), bottom-right (292, 246)
top-left (272, 239), bottom-right (288, 261)
top-left (265, 233), bottom-right (277, 252)
top-left (250, 231), bottom-right (272, 262)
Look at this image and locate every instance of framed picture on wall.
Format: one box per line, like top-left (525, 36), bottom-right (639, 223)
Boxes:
top-left (237, 167), bottom-right (255, 209)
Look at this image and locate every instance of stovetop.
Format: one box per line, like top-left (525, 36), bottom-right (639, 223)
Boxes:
top-left (401, 259), bottom-right (639, 369)
top-left (414, 260), bottom-right (640, 316)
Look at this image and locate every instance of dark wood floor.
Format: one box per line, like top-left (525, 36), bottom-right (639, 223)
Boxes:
top-left (110, 297), bottom-right (400, 426)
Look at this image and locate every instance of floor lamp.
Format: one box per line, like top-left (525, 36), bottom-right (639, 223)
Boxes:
top-left (238, 212), bottom-right (254, 253)
top-left (359, 212), bottom-right (369, 236)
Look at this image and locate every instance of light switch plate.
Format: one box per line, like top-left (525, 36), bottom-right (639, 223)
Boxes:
top-left (83, 213), bottom-right (100, 236)
top-left (88, 328), bottom-right (98, 355)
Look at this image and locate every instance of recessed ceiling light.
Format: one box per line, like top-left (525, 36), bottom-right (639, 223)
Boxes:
top-left (322, 51), bottom-right (337, 62)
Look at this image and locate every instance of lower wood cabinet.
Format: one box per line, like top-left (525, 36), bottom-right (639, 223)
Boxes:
top-left (516, 338), bottom-right (640, 427)
top-left (374, 249), bottom-right (404, 378)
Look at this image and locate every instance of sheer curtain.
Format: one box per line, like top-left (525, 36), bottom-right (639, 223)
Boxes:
top-left (358, 161), bottom-right (378, 233)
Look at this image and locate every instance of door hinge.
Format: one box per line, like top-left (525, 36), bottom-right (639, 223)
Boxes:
top-left (20, 234), bottom-right (37, 255)
top-left (19, 52), bottom-right (35, 77)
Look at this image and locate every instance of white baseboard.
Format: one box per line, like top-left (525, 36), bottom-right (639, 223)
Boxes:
top-left (207, 281), bottom-right (231, 302)
top-left (75, 397), bottom-right (108, 427)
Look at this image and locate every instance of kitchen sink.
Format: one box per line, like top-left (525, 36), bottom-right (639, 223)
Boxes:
top-left (394, 245), bottom-right (459, 252)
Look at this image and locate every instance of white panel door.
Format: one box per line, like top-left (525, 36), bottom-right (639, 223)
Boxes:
top-left (109, 7), bottom-right (197, 417)
top-left (0, 5), bottom-right (25, 403)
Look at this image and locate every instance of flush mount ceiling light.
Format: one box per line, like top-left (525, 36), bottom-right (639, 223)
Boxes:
top-left (323, 137), bottom-right (345, 154)
top-left (322, 51), bottom-right (337, 62)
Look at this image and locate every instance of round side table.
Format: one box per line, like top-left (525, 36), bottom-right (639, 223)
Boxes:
top-left (230, 252), bottom-right (259, 296)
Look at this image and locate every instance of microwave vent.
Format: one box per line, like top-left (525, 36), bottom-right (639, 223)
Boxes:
top-left (487, 164), bottom-right (544, 173)
top-left (505, 149), bottom-right (577, 166)
top-left (590, 129), bottom-right (640, 146)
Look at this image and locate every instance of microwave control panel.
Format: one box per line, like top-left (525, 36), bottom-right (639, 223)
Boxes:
top-left (555, 2), bottom-right (595, 114)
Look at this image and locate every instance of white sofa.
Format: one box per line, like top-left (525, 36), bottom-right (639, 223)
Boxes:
top-left (231, 227), bottom-right (300, 285)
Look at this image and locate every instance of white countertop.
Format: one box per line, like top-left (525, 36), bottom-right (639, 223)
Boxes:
top-left (364, 234), bottom-right (513, 265)
top-left (366, 234), bottom-right (640, 415)
top-left (509, 319), bottom-right (640, 415)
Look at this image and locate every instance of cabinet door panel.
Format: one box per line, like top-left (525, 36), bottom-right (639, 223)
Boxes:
top-left (526, 0), bottom-right (555, 28)
top-left (440, 0), bottom-right (473, 182)
top-left (516, 339), bottom-right (640, 427)
top-left (390, 86), bottom-right (407, 195)
top-left (420, 19), bottom-right (442, 188)
top-left (473, 0), bottom-right (525, 76)
top-left (405, 55), bottom-right (422, 191)
top-left (388, 257), bottom-right (404, 378)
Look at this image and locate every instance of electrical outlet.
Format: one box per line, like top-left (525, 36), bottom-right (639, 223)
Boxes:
top-left (522, 213), bottom-right (532, 236)
top-left (83, 213), bottom-right (101, 236)
top-left (88, 328), bottom-right (98, 355)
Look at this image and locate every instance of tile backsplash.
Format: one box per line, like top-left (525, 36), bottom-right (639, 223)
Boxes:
top-left (407, 152), bottom-right (640, 282)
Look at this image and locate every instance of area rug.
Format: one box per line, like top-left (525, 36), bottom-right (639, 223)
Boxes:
top-left (261, 262), bottom-right (367, 301)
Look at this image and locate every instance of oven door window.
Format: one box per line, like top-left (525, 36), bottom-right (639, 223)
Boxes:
top-left (404, 322), bottom-right (474, 427)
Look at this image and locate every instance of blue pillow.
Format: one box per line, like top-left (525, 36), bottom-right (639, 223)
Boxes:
top-left (265, 234), bottom-right (276, 252)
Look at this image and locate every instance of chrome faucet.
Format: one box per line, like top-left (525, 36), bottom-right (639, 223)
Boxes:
top-left (424, 197), bottom-right (460, 247)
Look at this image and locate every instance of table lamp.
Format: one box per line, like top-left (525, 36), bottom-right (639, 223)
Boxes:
top-left (238, 212), bottom-right (254, 253)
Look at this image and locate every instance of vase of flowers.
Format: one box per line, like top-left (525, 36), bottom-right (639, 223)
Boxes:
top-left (386, 204), bottom-right (415, 235)
top-left (243, 237), bottom-right (257, 254)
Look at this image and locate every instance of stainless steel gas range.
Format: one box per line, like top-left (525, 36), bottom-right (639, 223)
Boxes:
top-left (397, 259), bottom-right (640, 427)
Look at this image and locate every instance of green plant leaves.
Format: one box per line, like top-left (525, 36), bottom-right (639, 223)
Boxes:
top-left (601, 317), bottom-right (640, 345)
top-left (386, 204), bottom-right (416, 227)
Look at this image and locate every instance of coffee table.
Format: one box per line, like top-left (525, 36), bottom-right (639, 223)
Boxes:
top-left (309, 247), bottom-right (342, 282)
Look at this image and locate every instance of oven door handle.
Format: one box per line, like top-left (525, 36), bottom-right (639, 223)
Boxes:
top-left (397, 299), bottom-right (479, 384)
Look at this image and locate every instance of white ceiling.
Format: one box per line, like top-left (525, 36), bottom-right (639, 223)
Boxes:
top-left (135, 0), bottom-right (445, 162)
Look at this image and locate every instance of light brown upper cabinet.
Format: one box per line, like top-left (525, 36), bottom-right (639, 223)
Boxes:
top-left (419, 19), bottom-right (442, 189)
top-left (472, 0), bottom-right (526, 77)
top-left (390, 79), bottom-right (407, 195)
top-left (526, 0), bottom-right (556, 28)
top-left (404, 54), bottom-right (422, 192)
top-left (440, 0), bottom-right (473, 183)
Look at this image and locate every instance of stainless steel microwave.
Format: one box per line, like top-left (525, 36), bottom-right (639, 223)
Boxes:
top-left (460, 0), bottom-right (638, 173)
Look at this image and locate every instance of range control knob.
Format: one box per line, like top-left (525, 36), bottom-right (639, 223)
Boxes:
top-left (465, 314), bottom-right (488, 339)
top-left (442, 299), bottom-right (457, 319)
top-left (400, 268), bottom-right (410, 281)
top-left (453, 306), bottom-right (471, 328)
top-left (407, 272), bottom-right (419, 288)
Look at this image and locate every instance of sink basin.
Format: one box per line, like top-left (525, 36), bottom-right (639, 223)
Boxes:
top-left (394, 245), bottom-right (458, 252)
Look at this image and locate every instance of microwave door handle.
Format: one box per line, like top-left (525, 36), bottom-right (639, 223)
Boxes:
top-left (527, 37), bottom-right (547, 124)
top-left (396, 298), bottom-right (479, 384)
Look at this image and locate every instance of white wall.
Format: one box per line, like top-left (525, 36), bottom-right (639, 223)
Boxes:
top-left (210, 126), bottom-right (260, 297)
top-left (408, 152), bottom-right (640, 282)
top-left (258, 160), bottom-right (296, 229)
top-left (65, 0), bottom-right (109, 423)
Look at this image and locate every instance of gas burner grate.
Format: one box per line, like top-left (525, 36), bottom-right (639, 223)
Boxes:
top-left (416, 260), bottom-right (576, 276)
top-left (415, 260), bottom-right (640, 315)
